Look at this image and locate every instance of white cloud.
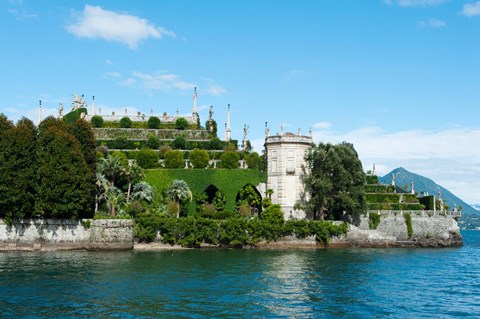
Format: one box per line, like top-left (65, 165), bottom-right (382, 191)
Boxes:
top-left (131, 71), bottom-right (194, 91)
top-left (105, 59), bottom-right (113, 65)
top-left (310, 126), bottom-right (480, 203)
top-left (417, 18), bottom-right (446, 28)
top-left (203, 85), bottom-right (227, 96)
top-left (461, 1), bottom-right (480, 17)
top-left (384, 0), bottom-right (447, 7)
top-left (312, 121), bottom-right (332, 130)
top-left (66, 5), bottom-right (175, 50)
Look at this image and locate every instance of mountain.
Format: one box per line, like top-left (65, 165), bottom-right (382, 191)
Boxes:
top-left (471, 204), bottom-right (480, 212)
top-left (379, 167), bottom-right (480, 230)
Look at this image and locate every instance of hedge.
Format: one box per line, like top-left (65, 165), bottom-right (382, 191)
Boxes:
top-left (145, 169), bottom-right (267, 215)
top-left (133, 213), bottom-right (348, 247)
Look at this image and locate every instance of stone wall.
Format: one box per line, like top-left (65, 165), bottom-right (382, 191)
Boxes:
top-left (331, 212), bottom-right (463, 248)
top-left (0, 219), bottom-right (133, 251)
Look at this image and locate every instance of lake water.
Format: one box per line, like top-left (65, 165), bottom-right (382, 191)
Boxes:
top-left (1, 231), bottom-right (479, 319)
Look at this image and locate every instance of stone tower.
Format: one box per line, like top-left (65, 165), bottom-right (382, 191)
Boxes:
top-left (265, 128), bottom-right (312, 220)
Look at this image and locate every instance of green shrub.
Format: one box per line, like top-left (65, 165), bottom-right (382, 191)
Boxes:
top-left (136, 148), bottom-right (158, 168)
top-left (368, 212), bottom-right (381, 230)
top-left (120, 117), bottom-right (132, 128)
top-left (171, 136), bottom-right (187, 149)
top-left (404, 213), bottom-right (413, 237)
top-left (209, 137), bottom-right (224, 150)
top-left (175, 117), bottom-right (189, 130)
top-left (220, 151), bottom-right (240, 169)
top-left (159, 145), bottom-right (172, 159)
top-left (189, 149), bottom-right (209, 168)
top-left (366, 175), bottom-right (379, 184)
top-left (91, 115), bottom-right (104, 128)
top-left (63, 107), bottom-right (87, 124)
top-left (146, 134), bottom-right (161, 150)
top-left (147, 116), bottom-right (161, 129)
top-left (164, 150), bottom-right (184, 169)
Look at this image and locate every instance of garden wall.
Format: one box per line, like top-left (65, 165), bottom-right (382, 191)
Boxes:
top-left (0, 219), bottom-right (133, 251)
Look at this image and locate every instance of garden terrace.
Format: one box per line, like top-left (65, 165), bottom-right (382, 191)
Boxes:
top-left (94, 128), bottom-right (211, 141)
top-left (145, 169), bottom-right (267, 215)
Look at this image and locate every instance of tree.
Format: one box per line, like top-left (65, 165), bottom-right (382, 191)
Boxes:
top-left (91, 115), bottom-right (104, 128)
top-left (171, 136), bottom-right (187, 149)
top-left (35, 125), bottom-right (94, 219)
top-left (209, 137), bottom-right (223, 150)
top-left (131, 181), bottom-right (155, 203)
top-left (123, 162), bottom-right (144, 202)
top-left (146, 134), bottom-right (160, 149)
top-left (98, 154), bottom-right (123, 187)
top-left (220, 151), bottom-right (240, 169)
top-left (105, 186), bottom-right (125, 217)
top-left (164, 150), bottom-right (184, 168)
top-left (68, 119), bottom-right (97, 172)
top-left (147, 116), bottom-right (161, 129)
top-left (120, 117), bottom-right (132, 128)
top-left (175, 117), bottom-right (189, 130)
top-left (302, 142), bottom-right (365, 223)
top-left (135, 148), bottom-right (159, 168)
top-left (189, 149), bottom-right (209, 168)
top-left (165, 180), bottom-right (192, 218)
top-left (0, 117), bottom-right (37, 221)
top-left (245, 152), bottom-right (263, 170)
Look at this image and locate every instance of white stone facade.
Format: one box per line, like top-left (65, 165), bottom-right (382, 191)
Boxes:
top-left (265, 133), bottom-right (312, 220)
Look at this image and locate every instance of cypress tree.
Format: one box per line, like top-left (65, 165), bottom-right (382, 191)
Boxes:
top-left (35, 125), bottom-right (94, 219)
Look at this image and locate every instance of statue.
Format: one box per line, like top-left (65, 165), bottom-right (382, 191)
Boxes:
top-left (71, 94), bottom-right (86, 111)
top-left (209, 105), bottom-right (213, 121)
top-left (280, 123), bottom-right (284, 135)
top-left (243, 124), bottom-right (249, 149)
top-left (391, 173), bottom-right (395, 186)
top-left (58, 103), bottom-right (64, 118)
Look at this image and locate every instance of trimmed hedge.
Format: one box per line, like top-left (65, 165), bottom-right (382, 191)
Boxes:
top-left (145, 169), bottom-right (267, 214)
top-left (365, 184), bottom-right (396, 194)
top-left (367, 203), bottom-right (423, 210)
top-left (365, 193), bottom-right (401, 204)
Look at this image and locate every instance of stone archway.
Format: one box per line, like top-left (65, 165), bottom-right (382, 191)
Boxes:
top-left (235, 184), bottom-right (263, 217)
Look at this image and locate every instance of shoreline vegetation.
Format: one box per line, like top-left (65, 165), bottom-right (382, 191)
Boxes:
top-left (0, 113), bottom-right (463, 251)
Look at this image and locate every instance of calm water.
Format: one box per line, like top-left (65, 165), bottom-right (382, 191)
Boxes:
top-left (1, 231), bottom-right (479, 319)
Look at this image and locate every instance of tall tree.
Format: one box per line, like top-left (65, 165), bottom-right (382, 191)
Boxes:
top-left (0, 117), bottom-right (37, 221)
top-left (302, 142), bottom-right (365, 223)
top-left (67, 119), bottom-right (97, 217)
top-left (35, 125), bottom-right (94, 219)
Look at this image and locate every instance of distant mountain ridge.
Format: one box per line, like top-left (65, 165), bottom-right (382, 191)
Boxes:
top-left (378, 167), bottom-right (480, 229)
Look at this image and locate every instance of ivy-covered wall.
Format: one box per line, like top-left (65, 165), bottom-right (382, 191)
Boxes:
top-left (145, 169), bottom-right (267, 214)
top-left (94, 128), bottom-right (211, 141)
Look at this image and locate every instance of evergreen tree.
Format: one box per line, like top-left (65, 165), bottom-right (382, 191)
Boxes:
top-left (0, 117), bottom-right (37, 221)
top-left (35, 125), bottom-right (95, 219)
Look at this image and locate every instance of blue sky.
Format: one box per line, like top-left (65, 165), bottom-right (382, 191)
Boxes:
top-left (1, 0), bottom-right (479, 203)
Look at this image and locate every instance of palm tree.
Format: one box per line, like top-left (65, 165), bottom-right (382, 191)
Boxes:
top-left (165, 179), bottom-right (192, 218)
top-left (98, 154), bottom-right (122, 187)
top-left (131, 181), bottom-right (155, 203)
top-left (123, 162), bottom-right (144, 202)
top-left (95, 173), bottom-right (110, 214)
top-left (105, 186), bottom-right (126, 217)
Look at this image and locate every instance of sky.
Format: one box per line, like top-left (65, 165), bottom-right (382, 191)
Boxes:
top-left (1, 0), bottom-right (479, 203)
